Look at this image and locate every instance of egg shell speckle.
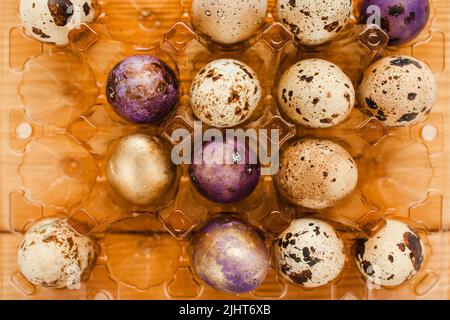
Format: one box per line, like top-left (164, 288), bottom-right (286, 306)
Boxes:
top-left (355, 219), bottom-right (425, 287)
top-left (190, 59), bottom-right (261, 128)
top-left (107, 133), bottom-right (176, 206)
top-left (274, 218), bottom-right (346, 288)
top-left (18, 217), bottom-right (97, 288)
top-left (277, 59), bottom-right (355, 128)
top-left (20, 0), bottom-right (95, 46)
top-left (358, 55), bottom-right (437, 127)
top-left (275, 139), bottom-right (358, 209)
top-left (192, 0), bottom-right (268, 45)
top-left (276, 0), bottom-right (352, 46)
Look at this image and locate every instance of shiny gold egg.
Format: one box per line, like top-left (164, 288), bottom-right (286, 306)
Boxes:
top-left (107, 133), bottom-right (176, 206)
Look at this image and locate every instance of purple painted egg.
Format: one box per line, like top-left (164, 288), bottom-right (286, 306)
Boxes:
top-left (189, 136), bottom-right (260, 204)
top-left (360, 0), bottom-right (430, 45)
top-left (190, 217), bottom-right (269, 293)
top-left (106, 55), bottom-right (179, 124)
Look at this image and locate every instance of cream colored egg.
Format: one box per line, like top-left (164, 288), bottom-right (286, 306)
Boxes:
top-left (275, 139), bottom-right (358, 209)
top-left (274, 218), bottom-right (346, 288)
top-left (358, 55), bottom-right (437, 127)
top-left (355, 219), bottom-right (425, 287)
top-left (192, 0), bottom-right (267, 45)
top-left (190, 59), bottom-right (261, 128)
top-left (107, 133), bottom-right (176, 206)
top-left (277, 59), bottom-right (355, 128)
top-left (18, 217), bottom-right (97, 288)
top-left (276, 0), bottom-right (352, 46)
top-left (20, 0), bottom-right (95, 46)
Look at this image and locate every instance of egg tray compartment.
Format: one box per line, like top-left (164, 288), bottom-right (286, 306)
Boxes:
top-left (0, 0), bottom-right (449, 300)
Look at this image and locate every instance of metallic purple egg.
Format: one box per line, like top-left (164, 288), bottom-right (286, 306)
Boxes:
top-left (190, 217), bottom-right (269, 293)
top-left (106, 55), bottom-right (179, 124)
top-left (361, 0), bottom-right (430, 45)
top-left (189, 137), bottom-right (260, 204)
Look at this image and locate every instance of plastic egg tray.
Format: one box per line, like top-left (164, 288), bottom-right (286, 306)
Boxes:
top-left (0, 0), bottom-right (449, 300)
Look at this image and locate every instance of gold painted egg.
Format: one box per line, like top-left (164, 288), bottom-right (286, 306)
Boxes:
top-left (107, 133), bottom-right (176, 206)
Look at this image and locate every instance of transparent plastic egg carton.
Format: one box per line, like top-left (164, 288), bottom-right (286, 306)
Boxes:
top-left (0, 0), bottom-right (449, 300)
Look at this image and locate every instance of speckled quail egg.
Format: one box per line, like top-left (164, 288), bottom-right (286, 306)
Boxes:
top-left (275, 139), bottom-right (358, 209)
top-left (192, 0), bottom-right (268, 45)
top-left (190, 59), bottom-right (261, 128)
top-left (276, 0), bottom-right (352, 46)
top-left (107, 133), bottom-right (176, 206)
top-left (358, 55), bottom-right (437, 127)
top-left (274, 218), bottom-right (346, 288)
top-left (18, 217), bottom-right (97, 288)
top-left (355, 219), bottom-right (425, 287)
top-left (277, 59), bottom-right (355, 128)
top-left (20, 0), bottom-right (96, 46)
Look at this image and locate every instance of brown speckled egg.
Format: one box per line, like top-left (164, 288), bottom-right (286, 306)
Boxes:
top-left (277, 59), bottom-right (355, 128)
top-left (18, 217), bottom-right (97, 288)
top-left (276, 0), bottom-right (352, 46)
top-left (190, 59), bottom-right (261, 128)
top-left (358, 55), bottom-right (437, 127)
top-left (107, 133), bottom-right (176, 206)
top-left (274, 218), bottom-right (346, 288)
top-left (192, 0), bottom-right (268, 45)
top-left (355, 219), bottom-right (425, 287)
top-left (20, 0), bottom-right (96, 46)
top-left (275, 139), bottom-right (358, 209)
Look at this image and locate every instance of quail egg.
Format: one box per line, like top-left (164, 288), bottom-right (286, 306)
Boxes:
top-left (276, 0), bottom-right (352, 46)
top-left (360, 0), bottom-right (430, 45)
top-left (277, 58), bottom-right (355, 128)
top-left (274, 218), bottom-right (346, 288)
top-left (107, 133), bottom-right (176, 206)
top-left (189, 136), bottom-right (261, 204)
top-left (192, 0), bottom-right (268, 45)
top-left (106, 55), bottom-right (179, 124)
top-left (358, 55), bottom-right (437, 127)
top-left (191, 216), bottom-right (269, 293)
top-left (190, 59), bottom-right (261, 128)
top-left (20, 0), bottom-right (96, 46)
top-left (275, 139), bottom-right (358, 209)
top-left (355, 219), bottom-right (425, 287)
top-left (18, 217), bottom-right (97, 288)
